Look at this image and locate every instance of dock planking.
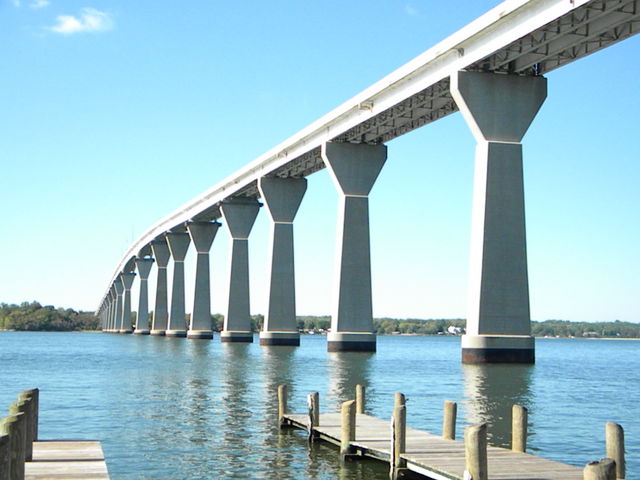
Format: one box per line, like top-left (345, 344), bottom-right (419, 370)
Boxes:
top-left (25, 440), bottom-right (109, 480)
top-left (283, 412), bottom-right (583, 480)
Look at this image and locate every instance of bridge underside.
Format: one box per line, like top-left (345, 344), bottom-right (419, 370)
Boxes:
top-left (98, 0), bottom-right (639, 361)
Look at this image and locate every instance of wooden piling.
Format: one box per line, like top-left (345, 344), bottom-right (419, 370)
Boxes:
top-left (605, 422), bottom-right (625, 479)
top-left (1, 414), bottom-right (26, 480)
top-left (583, 458), bottom-right (616, 480)
top-left (512, 404), bottom-right (528, 453)
top-left (18, 388), bottom-right (38, 441)
top-left (464, 423), bottom-right (488, 480)
top-left (392, 404), bottom-right (406, 468)
top-left (10, 398), bottom-right (33, 462)
top-left (443, 400), bottom-right (457, 440)
top-left (0, 434), bottom-right (10, 480)
top-left (394, 392), bottom-right (405, 408)
top-left (307, 392), bottom-right (320, 440)
top-left (356, 384), bottom-right (365, 414)
top-left (278, 384), bottom-right (287, 427)
top-left (340, 400), bottom-right (356, 457)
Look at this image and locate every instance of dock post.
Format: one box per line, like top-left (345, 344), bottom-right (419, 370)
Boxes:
top-left (465, 423), bottom-right (488, 480)
top-left (394, 392), bottom-right (405, 408)
top-left (356, 385), bottom-right (365, 414)
top-left (391, 403), bottom-right (407, 475)
top-left (278, 384), bottom-right (287, 427)
top-left (443, 400), bottom-right (457, 440)
top-left (0, 435), bottom-right (9, 479)
top-left (9, 399), bottom-right (33, 461)
top-left (605, 422), bottom-right (625, 479)
top-left (18, 388), bottom-right (38, 441)
top-left (307, 392), bottom-right (319, 442)
top-left (308, 392), bottom-right (319, 428)
top-left (512, 405), bottom-right (528, 453)
top-left (1, 414), bottom-right (26, 480)
top-left (584, 458), bottom-right (616, 480)
top-left (340, 400), bottom-right (356, 458)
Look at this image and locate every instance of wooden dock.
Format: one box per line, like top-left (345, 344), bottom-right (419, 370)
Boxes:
top-left (283, 412), bottom-right (583, 480)
top-left (25, 440), bottom-right (109, 479)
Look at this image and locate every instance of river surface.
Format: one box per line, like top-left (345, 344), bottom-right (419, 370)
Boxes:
top-left (0, 332), bottom-right (637, 479)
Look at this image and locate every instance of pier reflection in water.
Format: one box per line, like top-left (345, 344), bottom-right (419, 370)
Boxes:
top-left (462, 363), bottom-right (534, 448)
top-left (2, 334), bottom-right (637, 479)
top-left (327, 351), bottom-right (374, 411)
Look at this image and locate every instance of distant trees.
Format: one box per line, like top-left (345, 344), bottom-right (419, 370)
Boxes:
top-left (531, 319), bottom-right (640, 338)
top-left (2, 302), bottom-right (639, 338)
top-left (0, 302), bottom-right (99, 331)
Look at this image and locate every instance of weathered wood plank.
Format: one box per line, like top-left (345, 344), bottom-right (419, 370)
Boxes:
top-left (283, 412), bottom-right (583, 480)
top-left (25, 440), bottom-right (109, 480)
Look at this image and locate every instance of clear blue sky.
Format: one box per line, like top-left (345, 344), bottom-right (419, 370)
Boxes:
top-left (2, 0), bottom-right (638, 323)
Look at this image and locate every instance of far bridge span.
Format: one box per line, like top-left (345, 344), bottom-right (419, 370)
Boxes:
top-left (97, 0), bottom-right (639, 362)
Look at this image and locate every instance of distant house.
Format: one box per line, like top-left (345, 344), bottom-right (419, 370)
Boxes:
top-left (447, 325), bottom-right (464, 335)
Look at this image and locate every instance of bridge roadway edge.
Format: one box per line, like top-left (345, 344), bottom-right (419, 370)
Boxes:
top-left (97, 0), bottom-right (640, 311)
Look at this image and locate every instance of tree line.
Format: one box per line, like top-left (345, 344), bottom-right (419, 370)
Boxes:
top-left (0, 302), bottom-right (99, 331)
top-left (1, 302), bottom-right (639, 338)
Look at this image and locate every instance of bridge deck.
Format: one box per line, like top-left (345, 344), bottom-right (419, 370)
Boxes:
top-left (25, 440), bottom-right (109, 479)
top-left (283, 413), bottom-right (582, 480)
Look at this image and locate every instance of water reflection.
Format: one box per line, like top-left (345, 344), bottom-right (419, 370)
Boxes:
top-left (328, 352), bottom-right (373, 411)
top-left (260, 345), bottom-right (296, 415)
top-left (258, 345), bottom-right (297, 478)
top-left (462, 363), bottom-right (534, 447)
top-left (183, 340), bottom-right (213, 444)
top-left (219, 343), bottom-right (253, 478)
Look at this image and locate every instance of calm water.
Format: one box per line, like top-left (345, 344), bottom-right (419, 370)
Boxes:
top-left (0, 333), bottom-right (637, 479)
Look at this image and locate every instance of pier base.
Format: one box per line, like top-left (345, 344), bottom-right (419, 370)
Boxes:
top-left (327, 332), bottom-right (376, 352)
top-left (461, 335), bottom-right (534, 363)
top-left (220, 331), bottom-right (253, 343)
top-left (134, 329), bottom-right (150, 335)
top-left (187, 330), bottom-right (214, 340)
top-left (259, 331), bottom-right (300, 346)
top-left (165, 330), bottom-right (187, 338)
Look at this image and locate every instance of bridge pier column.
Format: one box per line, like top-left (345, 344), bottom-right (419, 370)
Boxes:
top-left (108, 287), bottom-right (116, 332)
top-left (104, 295), bottom-right (110, 332)
top-left (119, 272), bottom-right (135, 333)
top-left (451, 70), bottom-right (546, 364)
top-left (187, 221), bottom-right (220, 339)
top-left (150, 239), bottom-right (171, 336)
top-left (258, 177), bottom-right (307, 346)
top-left (134, 257), bottom-right (154, 335)
top-left (165, 231), bottom-right (191, 337)
top-left (322, 142), bottom-right (387, 352)
top-left (114, 278), bottom-right (124, 334)
top-left (220, 199), bottom-right (261, 343)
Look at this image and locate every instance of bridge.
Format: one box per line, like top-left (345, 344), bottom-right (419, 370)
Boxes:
top-left (96, 0), bottom-right (639, 362)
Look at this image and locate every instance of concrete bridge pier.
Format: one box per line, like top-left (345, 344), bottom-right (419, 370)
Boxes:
top-left (220, 198), bottom-right (261, 343)
top-left (258, 177), bottom-right (307, 346)
top-left (165, 231), bottom-right (191, 337)
top-left (450, 70), bottom-right (547, 364)
top-left (134, 257), bottom-right (154, 335)
top-left (104, 292), bottom-right (111, 332)
top-left (119, 272), bottom-right (135, 334)
top-left (102, 300), bottom-right (107, 332)
top-left (114, 278), bottom-right (124, 334)
top-left (322, 142), bottom-right (387, 352)
top-left (150, 239), bottom-right (171, 336)
top-left (187, 221), bottom-right (220, 339)
top-left (108, 287), bottom-right (117, 332)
